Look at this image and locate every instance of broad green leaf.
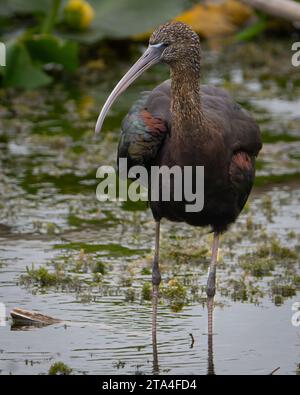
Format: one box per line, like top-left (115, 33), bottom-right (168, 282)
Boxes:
top-left (3, 41), bottom-right (52, 88)
top-left (90, 0), bottom-right (187, 37)
top-left (59, 0), bottom-right (187, 43)
top-left (1, 0), bottom-right (188, 43)
top-left (0, 0), bottom-right (59, 16)
top-left (26, 34), bottom-right (79, 71)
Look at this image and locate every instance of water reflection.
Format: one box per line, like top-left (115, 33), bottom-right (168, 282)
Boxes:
top-left (11, 323), bottom-right (46, 331)
top-left (152, 334), bottom-right (159, 375)
top-left (207, 334), bottom-right (215, 375)
top-left (152, 325), bottom-right (216, 375)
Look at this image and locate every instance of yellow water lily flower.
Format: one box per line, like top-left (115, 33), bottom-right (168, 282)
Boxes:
top-left (64, 0), bottom-right (95, 31)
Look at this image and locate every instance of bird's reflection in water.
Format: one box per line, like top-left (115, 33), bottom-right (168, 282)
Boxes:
top-left (207, 334), bottom-right (215, 375)
top-left (151, 326), bottom-right (216, 375)
top-left (152, 335), bottom-right (159, 375)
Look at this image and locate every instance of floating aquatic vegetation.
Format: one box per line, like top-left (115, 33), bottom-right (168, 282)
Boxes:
top-left (92, 261), bottom-right (106, 275)
top-left (124, 287), bottom-right (136, 303)
top-left (141, 282), bottom-right (152, 302)
top-left (161, 278), bottom-right (187, 312)
top-left (48, 361), bottom-right (72, 375)
top-left (21, 265), bottom-right (72, 287)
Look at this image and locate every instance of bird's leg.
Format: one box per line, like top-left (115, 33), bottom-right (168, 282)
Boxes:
top-left (206, 232), bottom-right (219, 338)
top-left (152, 221), bottom-right (161, 374)
top-left (207, 328), bottom-right (215, 375)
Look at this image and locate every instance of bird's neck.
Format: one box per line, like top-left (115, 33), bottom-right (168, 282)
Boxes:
top-left (170, 66), bottom-right (208, 142)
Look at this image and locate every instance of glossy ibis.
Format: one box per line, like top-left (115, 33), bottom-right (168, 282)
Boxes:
top-left (95, 22), bottom-right (262, 360)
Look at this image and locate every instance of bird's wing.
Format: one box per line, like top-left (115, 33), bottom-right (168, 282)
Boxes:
top-left (202, 85), bottom-right (262, 212)
top-left (229, 151), bottom-right (256, 211)
top-left (202, 85), bottom-right (262, 157)
top-left (118, 84), bottom-right (171, 169)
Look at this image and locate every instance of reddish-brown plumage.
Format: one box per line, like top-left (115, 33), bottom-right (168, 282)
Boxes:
top-left (140, 110), bottom-right (167, 135)
top-left (231, 152), bottom-right (253, 172)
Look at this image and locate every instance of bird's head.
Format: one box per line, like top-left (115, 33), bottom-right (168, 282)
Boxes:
top-left (95, 22), bottom-right (201, 134)
top-left (150, 21), bottom-right (201, 66)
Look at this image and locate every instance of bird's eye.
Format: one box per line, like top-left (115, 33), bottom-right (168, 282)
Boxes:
top-left (150, 42), bottom-right (168, 49)
top-left (159, 42), bottom-right (169, 48)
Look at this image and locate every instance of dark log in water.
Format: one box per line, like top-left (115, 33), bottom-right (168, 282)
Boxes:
top-left (10, 308), bottom-right (61, 326)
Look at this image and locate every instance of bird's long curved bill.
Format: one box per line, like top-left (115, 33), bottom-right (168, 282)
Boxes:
top-left (95, 45), bottom-right (163, 134)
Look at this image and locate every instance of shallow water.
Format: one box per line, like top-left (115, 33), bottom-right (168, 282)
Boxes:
top-left (0, 39), bottom-right (300, 375)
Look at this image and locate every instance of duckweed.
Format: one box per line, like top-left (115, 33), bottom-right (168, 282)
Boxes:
top-left (239, 238), bottom-right (298, 278)
top-left (272, 284), bottom-right (296, 298)
top-left (56, 242), bottom-right (146, 257)
top-left (141, 267), bottom-right (151, 275)
top-left (274, 295), bottom-right (284, 306)
top-left (48, 362), bottom-right (72, 375)
top-left (270, 240), bottom-right (298, 260)
top-left (228, 279), bottom-right (248, 302)
top-left (162, 278), bottom-right (187, 312)
top-left (293, 276), bottom-right (300, 286)
top-left (93, 261), bottom-right (106, 275)
top-left (240, 257), bottom-right (275, 277)
top-left (141, 282), bottom-right (152, 301)
top-left (22, 266), bottom-right (71, 287)
top-left (124, 288), bottom-right (136, 303)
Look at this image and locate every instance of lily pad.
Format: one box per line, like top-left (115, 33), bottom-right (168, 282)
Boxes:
top-left (26, 34), bottom-right (79, 72)
top-left (59, 0), bottom-right (187, 43)
top-left (0, 0), bottom-right (55, 17)
top-left (3, 41), bottom-right (51, 89)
